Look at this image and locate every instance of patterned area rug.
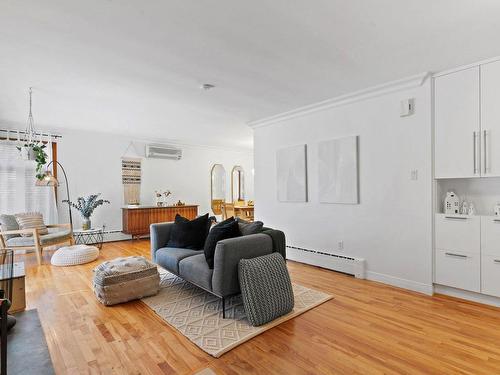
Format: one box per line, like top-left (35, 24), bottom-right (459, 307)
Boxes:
top-left (141, 269), bottom-right (332, 357)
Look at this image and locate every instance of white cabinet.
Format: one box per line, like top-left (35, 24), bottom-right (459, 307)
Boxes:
top-left (435, 214), bottom-right (480, 254)
top-left (480, 216), bottom-right (500, 297)
top-left (435, 214), bottom-right (500, 296)
top-left (481, 255), bottom-right (500, 297)
top-left (435, 67), bottom-right (480, 178)
top-left (434, 214), bottom-right (480, 292)
top-left (480, 60), bottom-right (500, 177)
top-left (480, 216), bottom-right (500, 257)
top-left (435, 249), bottom-right (480, 292)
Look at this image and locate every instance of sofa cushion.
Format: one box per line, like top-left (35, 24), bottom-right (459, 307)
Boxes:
top-left (0, 214), bottom-right (20, 240)
top-left (236, 218), bottom-right (264, 236)
top-left (15, 212), bottom-right (48, 236)
top-left (179, 254), bottom-right (213, 291)
top-left (155, 247), bottom-right (202, 274)
top-left (204, 218), bottom-right (240, 269)
top-left (6, 228), bottom-right (72, 247)
top-left (167, 213), bottom-right (209, 250)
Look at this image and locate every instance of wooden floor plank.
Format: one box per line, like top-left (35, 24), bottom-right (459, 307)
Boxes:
top-left (15, 239), bottom-right (500, 374)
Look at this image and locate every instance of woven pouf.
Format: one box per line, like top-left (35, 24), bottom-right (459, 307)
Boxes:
top-left (93, 256), bottom-right (160, 306)
top-left (51, 245), bottom-right (99, 266)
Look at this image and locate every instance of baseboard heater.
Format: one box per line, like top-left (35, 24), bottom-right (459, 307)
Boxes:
top-left (286, 245), bottom-right (366, 279)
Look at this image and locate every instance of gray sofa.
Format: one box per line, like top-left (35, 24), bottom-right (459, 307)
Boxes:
top-left (150, 222), bottom-right (285, 318)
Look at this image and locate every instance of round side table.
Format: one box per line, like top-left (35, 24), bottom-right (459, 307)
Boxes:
top-left (73, 228), bottom-right (104, 249)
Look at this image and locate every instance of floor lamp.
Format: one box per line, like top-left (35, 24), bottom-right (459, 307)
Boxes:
top-left (35, 161), bottom-right (73, 231)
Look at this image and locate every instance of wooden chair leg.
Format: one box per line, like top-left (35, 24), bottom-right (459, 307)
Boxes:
top-left (33, 229), bottom-right (43, 265)
top-left (70, 235), bottom-right (75, 245)
top-left (34, 242), bottom-right (42, 265)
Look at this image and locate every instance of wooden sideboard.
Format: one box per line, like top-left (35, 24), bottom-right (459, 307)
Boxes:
top-left (122, 205), bottom-right (198, 238)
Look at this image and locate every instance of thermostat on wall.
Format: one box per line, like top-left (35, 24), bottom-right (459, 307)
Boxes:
top-left (400, 98), bottom-right (415, 117)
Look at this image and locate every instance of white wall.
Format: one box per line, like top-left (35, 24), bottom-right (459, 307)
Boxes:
top-left (56, 130), bottom-right (253, 234)
top-left (253, 80), bottom-right (433, 293)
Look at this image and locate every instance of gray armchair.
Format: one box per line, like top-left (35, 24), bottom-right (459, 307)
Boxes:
top-left (150, 222), bottom-right (285, 318)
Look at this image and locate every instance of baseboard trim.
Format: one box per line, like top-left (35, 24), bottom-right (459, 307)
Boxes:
top-left (366, 271), bottom-right (434, 295)
top-left (287, 251), bottom-right (433, 295)
top-left (434, 284), bottom-right (500, 308)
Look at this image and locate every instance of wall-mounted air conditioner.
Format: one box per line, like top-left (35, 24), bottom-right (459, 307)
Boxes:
top-left (145, 144), bottom-right (182, 160)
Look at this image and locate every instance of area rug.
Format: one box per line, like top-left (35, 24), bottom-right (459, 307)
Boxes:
top-left (8, 309), bottom-right (55, 375)
top-left (141, 269), bottom-right (332, 357)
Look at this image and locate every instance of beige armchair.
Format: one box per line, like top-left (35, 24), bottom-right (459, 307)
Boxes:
top-left (0, 223), bottom-right (74, 265)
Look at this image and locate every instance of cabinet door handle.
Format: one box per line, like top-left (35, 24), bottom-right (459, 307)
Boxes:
top-left (444, 216), bottom-right (468, 220)
top-left (473, 131), bottom-right (478, 174)
top-left (445, 252), bottom-right (468, 259)
top-left (494, 259), bottom-right (500, 263)
top-left (493, 219), bottom-right (500, 223)
top-left (484, 129), bottom-right (488, 174)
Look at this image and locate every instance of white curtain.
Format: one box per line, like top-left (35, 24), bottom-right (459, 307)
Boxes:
top-left (0, 138), bottom-right (58, 224)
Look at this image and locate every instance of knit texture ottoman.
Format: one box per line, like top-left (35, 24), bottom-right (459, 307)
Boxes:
top-left (51, 245), bottom-right (99, 266)
top-left (238, 252), bottom-right (294, 327)
top-left (93, 256), bottom-right (160, 306)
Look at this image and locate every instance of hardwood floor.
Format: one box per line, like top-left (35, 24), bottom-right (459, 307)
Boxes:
top-left (18, 240), bottom-right (500, 374)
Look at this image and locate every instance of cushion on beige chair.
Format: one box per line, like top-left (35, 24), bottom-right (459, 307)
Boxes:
top-left (14, 212), bottom-right (48, 236)
top-left (93, 256), bottom-right (160, 306)
top-left (6, 228), bottom-right (72, 247)
top-left (0, 214), bottom-right (20, 240)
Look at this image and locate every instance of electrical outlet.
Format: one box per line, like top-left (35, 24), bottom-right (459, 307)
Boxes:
top-left (338, 240), bottom-right (344, 251)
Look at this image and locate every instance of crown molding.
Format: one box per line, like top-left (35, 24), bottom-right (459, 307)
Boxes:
top-left (433, 55), bottom-right (500, 78)
top-left (247, 72), bottom-right (430, 129)
top-left (11, 123), bottom-right (254, 154)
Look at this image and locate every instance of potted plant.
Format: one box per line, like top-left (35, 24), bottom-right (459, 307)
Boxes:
top-left (17, 142), bottom-right (48, 180)
top-left (63, 194), bottom-right (110, 230)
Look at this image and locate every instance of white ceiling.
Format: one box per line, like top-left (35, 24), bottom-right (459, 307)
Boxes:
top-left (2, 0), bottom-right (500, 149)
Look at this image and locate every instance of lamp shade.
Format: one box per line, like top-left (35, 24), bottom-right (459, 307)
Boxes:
top-left (35, 171), bottom-right (59, 187)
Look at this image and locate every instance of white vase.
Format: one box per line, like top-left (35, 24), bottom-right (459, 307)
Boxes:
top-left (20, 146), bottom-right (37, 161)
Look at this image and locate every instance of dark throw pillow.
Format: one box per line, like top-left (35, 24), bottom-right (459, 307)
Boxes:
top-left (204, 218), bottom-right (241, 269)
top-left (167, 213), bottom-right (210, 250)
top-left (236, 218), bottom-right (264, 236)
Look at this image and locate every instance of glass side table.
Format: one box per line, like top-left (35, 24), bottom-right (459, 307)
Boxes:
top-left (73, 227), bottom-right (104, 249)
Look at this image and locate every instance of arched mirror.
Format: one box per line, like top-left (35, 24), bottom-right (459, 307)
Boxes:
top-left (210, 164), bottom-right (226, 215)
top-left (231, 166), bottom-right (245, 203)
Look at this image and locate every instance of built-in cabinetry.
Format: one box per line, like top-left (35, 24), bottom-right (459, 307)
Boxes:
top-left (435, 60), bottom-right (500, 178)
top-left (434, 58), bottom-right (500, 301)
top-left (435, 214), bottom-right (500, 297)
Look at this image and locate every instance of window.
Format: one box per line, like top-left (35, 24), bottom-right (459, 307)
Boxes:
top-left (0, 140), bottom-right (58, 223)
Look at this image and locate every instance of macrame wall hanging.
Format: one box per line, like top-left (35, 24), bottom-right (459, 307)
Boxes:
top-left (121, 142), bottom-right (142, 205)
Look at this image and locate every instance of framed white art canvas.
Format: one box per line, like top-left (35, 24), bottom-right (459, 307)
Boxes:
top-left (318, 136), bottom-right (359, 204)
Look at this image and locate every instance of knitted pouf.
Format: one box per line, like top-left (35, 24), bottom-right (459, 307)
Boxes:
top-left (93, 256), bottom-right (160, 306)
top-left (51, 245), bottom-right (99, 266)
